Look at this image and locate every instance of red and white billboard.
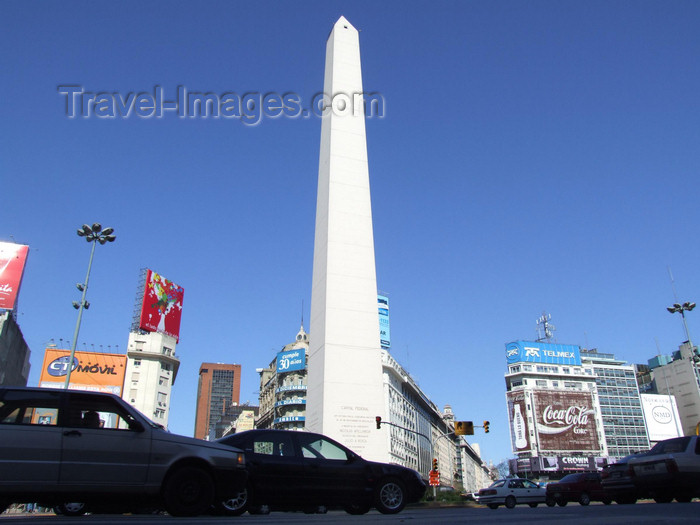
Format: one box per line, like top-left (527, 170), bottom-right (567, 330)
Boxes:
top-left (532, 390), bottom-right (600, 453)
top-left (0, 242), bottom-right (29, 310)
top-left (139, 269), bottom-right (184, 342)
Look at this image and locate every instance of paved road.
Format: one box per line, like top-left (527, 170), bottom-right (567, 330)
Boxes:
top-left (3, 502), bottom-right (699, 524)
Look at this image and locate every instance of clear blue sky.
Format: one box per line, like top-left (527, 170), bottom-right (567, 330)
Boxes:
top-left (3, 1), bottom-right (699, 466)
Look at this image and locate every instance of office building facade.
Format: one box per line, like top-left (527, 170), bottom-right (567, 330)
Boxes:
top-left (194, 362), bottom-right (241, 440)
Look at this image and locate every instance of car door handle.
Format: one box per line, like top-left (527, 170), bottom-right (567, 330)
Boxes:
top-left (63, 430), bottom-right (82, 436)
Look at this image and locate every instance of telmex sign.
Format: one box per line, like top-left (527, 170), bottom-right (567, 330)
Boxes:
top-left (506, 340), bottom-right (582, 366)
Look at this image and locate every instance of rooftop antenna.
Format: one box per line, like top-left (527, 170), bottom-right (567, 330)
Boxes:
top-left (536, 312), bottom-right (556, 342)
top-left (668, 266), bottom-right (680, 302)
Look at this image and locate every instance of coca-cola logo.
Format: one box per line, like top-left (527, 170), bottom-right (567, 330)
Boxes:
top-left (651, 406), bottom-right (672, 424)
top-left (540, 405), bottom-right (593, 435)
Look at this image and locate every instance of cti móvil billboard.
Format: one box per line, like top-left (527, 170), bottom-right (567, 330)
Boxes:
top-left (39, 348), bottom-right (127, 395)
top-left (139, 269), bottom-right (184, 342)
top-left (0, 242), bottom-right (29, 310)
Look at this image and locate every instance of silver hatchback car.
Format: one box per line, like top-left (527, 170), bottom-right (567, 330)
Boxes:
top-left (0, 387), bottom-right (247, 516)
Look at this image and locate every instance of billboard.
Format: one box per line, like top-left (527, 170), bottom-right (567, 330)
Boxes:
top-left (276, 348), bottom-right (306, 373)
top-left (378, 295), bottom-right (390, 349)
top-left (506, 340), bottom-right (582, 366)
top-left (0, 242), bottom-right (29, 310)
top-left (532, 390), bottom-right (600, 453)
top-left (506, 391), bottom-right (531, 452)
top-left (139, 269), bottom-right (184, 342)
top-left (640, 394), bottom-right (683, 442)
top-left (39, 348), bottom-right (127, 395)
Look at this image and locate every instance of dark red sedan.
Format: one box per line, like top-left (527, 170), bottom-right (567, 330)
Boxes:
top-left (546, 472), bottom-right (612, 506)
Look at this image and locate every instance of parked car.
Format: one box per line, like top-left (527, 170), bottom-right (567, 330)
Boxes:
top-left (545, 472), bottom-right (611, 506)
top-left (600, 453), bottom-right (649, 504)
top-left (215, 429), bottom-right (426, 515)
top-left (0, 387), bottom-right (247, 517)
top-left (628, 436), bottom-right (700, 503)
top-left (477, 478), bottom-right (547, 509)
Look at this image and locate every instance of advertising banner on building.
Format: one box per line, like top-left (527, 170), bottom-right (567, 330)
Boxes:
top-left (532, 390), bottom-right (600, 452)
top-left (378, 294), bottom-right (390, 349)
top-left (276, 348), bottom-right (306, 373)
top-left (640, 393), bottom-right (683, 442)
top-left (39, 348), bottom-right (127, 395)
top-left (0, 242), bottom-right (29, 310)
top-left (506, 391), bottom-right (530, 453)
top-left (139, 269), bottom-right (184, 342)
top-left (506, 340), bottom-right (582, 366)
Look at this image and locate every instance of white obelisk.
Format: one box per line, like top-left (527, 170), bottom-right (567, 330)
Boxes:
top-left (306, 16), bottom-right (387, 462)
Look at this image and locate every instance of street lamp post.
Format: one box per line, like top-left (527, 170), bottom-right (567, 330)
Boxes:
top-left (64, 223), bottom-right (116, 389)
top-left (667, 301), bottom-right (696, 351)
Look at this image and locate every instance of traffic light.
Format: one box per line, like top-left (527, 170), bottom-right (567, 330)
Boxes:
top-left (483, 420), bottom-right (490, 433)
top-left (375, 416), bottom-right (381, 429)
top-left (432, 458), bottom-right (438, 471)
top-left (455, 421), bottom-right (474, 435)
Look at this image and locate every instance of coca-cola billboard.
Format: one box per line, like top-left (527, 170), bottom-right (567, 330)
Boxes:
top-left (533, 390), bottom-right (600, 452)
top-left (506, 391), bottom-right (530, 453)
top-left (0, 242), bottom-right (29, 310)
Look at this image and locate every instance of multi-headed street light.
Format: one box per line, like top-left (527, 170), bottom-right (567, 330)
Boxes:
top-left (64, 223), bottom-right (116, 388)
top-left (667, 301), bottom-right (696, 354)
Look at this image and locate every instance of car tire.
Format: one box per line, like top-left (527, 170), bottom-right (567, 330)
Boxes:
top-left (579, 493), bottom-right (591, 506)
top-left (215, 486), bottom-right (250, 516)
top-left (248, 504), bottom-right (270, 515)
top-left (546, 497), bottom-right (556, 507)
top-left (654, 493), bottom-right (673, 504)
top-left (344, 502), bottom-right (371, 515)
top-left (557, 499), bottom-right (568, 507)
top-left (602, 498), bottom-right (612, 505)
top-left (528, 502), bottom-right (538, 508)
top-left (487, 503), bottom-right (498, 509)
top-left (675, 493), bottom-right (693, 503)
top-left (374, 477), bottom-right (407, 514)
top-left (55, 503), bottom-right (88, 516)
top-left (505, 496), bottom-right (516, 509)
top-left (162, 465), bottom-right (215, 517)
top-left (0, 500), bottom-right (8, 515)
top-left (616, 497), bottom-right (637, 505)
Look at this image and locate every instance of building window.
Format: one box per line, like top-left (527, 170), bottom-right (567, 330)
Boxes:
top-left (134, 359), bottom-right (141, 367)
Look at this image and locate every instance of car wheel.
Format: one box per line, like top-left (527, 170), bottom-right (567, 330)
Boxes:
top-left (616, 497), bottom-right (637, 505)
top-left (0, 500), bottom-right (8, 515)
top-left (528, 502), bottom-right (538, 508)
top-left (374, 477), bottom-right (407, 514)
top-left (344, 502), bottom-right (371, 515)
top-left (215, 486), bottom-right (250, 516)
top-left (162, 465), bottom-right (215, 517)
top-left (557, 499), bottom-right (568, 507)
top-left (505, 496), bottom-right (516, 509)
top-left (602, 498), bottom-right (612, 505)
top-left (487, 503), bottom-right (498, 509)
top-left (546, 497), bottom-right (556, 507)
top-left (654, 493), bottom-right (673, 504)
top-left (55, 503), bottom-right (88, 516)
top-left (579, 493), bottom-right (591, 506)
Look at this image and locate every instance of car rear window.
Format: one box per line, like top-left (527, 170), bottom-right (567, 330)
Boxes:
top-left (649, 437), bottom-right (691, 455)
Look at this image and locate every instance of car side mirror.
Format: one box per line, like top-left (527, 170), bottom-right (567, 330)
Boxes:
top-left (129, 420), bottom-right (145, 432)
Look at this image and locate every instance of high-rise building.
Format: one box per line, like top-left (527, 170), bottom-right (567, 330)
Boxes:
top-left (0, 311), bottom-right (31, 386)
top-left (194, 363), bottom-right (241, 440)
top-left (649, 341), bottom-right (700, 436)
top-left (306, 15), bottom-right (387, 462)
top-left (123, 331), bottom-right (179, 428)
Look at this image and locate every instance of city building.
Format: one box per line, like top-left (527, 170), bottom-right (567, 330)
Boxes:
top-left (306, 16), bottom-right (387, 461)
top-left (649, 341), bottom-right (700, 436)
top-left (580, 348), bottom-right (650, 459)
top-left (123, 269), bottom-right (184, 429)
top-left (256, 325), bottom-right (309, 431)
top-left (0, 242), bottom-right (31, 386)
top-left (124, 331), bottom-right (179, 428)
top-left (505, 340), bottom-right (653, 477)
top-left (0, 311), bottom-right (31, 386)
top-left (194, 362), bottom-right (242, 440)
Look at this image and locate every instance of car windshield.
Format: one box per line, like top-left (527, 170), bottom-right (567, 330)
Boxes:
top-left (489, 480), bottom-right (506, 488)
